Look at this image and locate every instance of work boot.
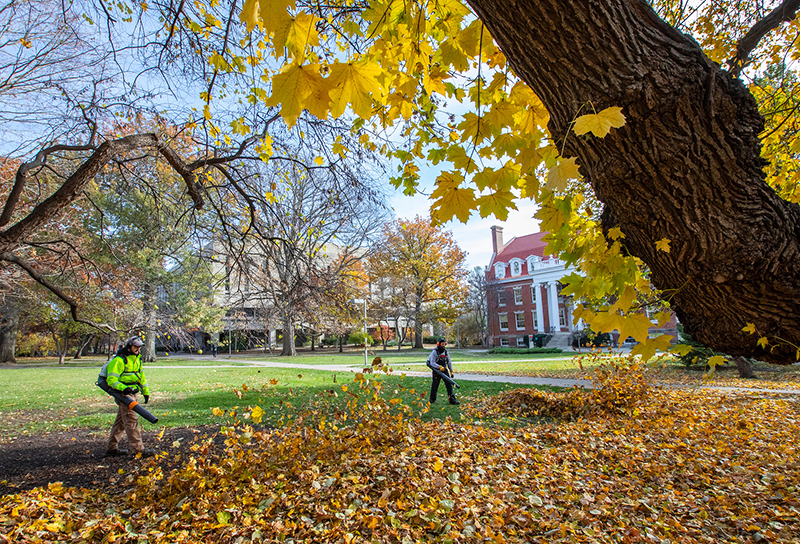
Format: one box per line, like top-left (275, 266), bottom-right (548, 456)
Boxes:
top-left (104, 449), bottom-right (128, 457)
top-left (134, 448), bottom-right (157, 458)
top-left (448, 396), bottom-right (460, 405)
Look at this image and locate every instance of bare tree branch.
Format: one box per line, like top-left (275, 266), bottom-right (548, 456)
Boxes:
top-left (0, 251), bottom-right (113, 332)
top-left (728, 0), bottom-right (800, 77)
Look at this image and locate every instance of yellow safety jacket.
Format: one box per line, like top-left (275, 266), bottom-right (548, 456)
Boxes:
top-left (98, 352), bottom-right (150, 395)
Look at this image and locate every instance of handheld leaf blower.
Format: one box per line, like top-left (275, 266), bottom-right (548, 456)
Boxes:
top-left (97, 379), bottom-right (159, 424)
top-left (425, 360), bottom-right (460, 389)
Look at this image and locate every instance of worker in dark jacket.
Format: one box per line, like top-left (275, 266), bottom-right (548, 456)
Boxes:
top-left (428, 337), bottom-right (460, 405)
top-left (97, 337), bottom-right (155, 457)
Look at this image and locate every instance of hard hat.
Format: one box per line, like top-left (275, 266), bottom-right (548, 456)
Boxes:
top-left (125, 336), bottom-right (144, 348)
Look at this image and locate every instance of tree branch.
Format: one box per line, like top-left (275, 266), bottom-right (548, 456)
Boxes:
top-left (0, 251), bottom-right (113, 332)
top-left (728, 0), bottom-right (800, 77)
top-left (0, 143), bottom-right (95, 227)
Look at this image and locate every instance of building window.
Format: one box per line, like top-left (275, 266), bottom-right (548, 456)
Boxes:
top-left (515, 311), bottom-right (525, 330)
top-left (532, 310), bottom-right (539, 331)
top-left (499, 313), bottom-right (508, 331)
top-left (500, 337), bottom-right (509, 347)
top-left (494, 263), bottom-right (505, 279)
top-left (510, 259), bottom-right (522, 276)
top-left (513, 286), bottom-right (523, 304)
top-left (559, 306), bottom-right (567, 327)
top-left (517, 336), bottom-right (526, 347)
top-left (530, 284), bottom-right (537, 301)
top-left (498, 289), bottom-right (506, 306)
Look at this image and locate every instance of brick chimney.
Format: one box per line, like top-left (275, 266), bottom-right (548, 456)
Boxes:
top-left (491, 225), bottom-right (504, 255)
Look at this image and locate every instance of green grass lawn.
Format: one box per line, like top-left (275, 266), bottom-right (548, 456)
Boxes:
top-left (0, 363), bottom-right (558, 436)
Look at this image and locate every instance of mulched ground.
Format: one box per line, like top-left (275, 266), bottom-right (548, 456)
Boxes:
top-left (0, 425), bottom-right (224, 497)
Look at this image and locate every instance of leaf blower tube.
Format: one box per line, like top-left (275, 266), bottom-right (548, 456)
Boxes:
top-left (425, 361), bottom-right (460, 389)
top-left (96, 378), bottom-right (159, 424)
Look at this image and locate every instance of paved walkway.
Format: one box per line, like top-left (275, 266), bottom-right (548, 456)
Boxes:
top-left (149, 355), bottom-right (800, 395)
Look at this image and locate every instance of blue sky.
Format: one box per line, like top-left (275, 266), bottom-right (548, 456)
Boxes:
top-left (389, 189), bottom-right (541, 272)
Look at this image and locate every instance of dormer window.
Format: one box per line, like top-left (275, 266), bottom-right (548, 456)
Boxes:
top-left (494, 262), bottom-right (506, 279)
top-left (510, 258), bottom-right (523, 276)
top-left (526, 255), bottom-right (541, 272)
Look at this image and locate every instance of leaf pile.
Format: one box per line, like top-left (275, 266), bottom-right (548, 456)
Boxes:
top-left (467, 360), bottom-right (650, 421)
top-left (1, 373), bottom-right (799, 542)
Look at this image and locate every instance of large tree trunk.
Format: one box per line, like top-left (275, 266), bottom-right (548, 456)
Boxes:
top-left (0, 302), bottom-right (19, 363)
top-left (281, 314), bottom-right (296, 356)
top-left (468, 0), bottom-right (800, 364)
top-left (413, 293), bottom-right (424, 349)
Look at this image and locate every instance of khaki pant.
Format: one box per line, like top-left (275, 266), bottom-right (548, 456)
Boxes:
top-left (107, 393), bottom-right (144, 453)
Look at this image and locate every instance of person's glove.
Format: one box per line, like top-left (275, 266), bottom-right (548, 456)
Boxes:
top-left (144, 395), bottom-right (150, 404)
top-left (121, 387), bottom-right (137, 396)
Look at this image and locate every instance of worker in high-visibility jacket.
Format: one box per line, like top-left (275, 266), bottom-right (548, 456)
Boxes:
top-left (97, 337), bottom-right (155, 457)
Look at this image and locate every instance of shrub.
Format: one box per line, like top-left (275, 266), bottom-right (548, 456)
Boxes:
top-left (488, 347), bottom-right (563, 355)
top-left (348, 331), bottom-right (374, 345)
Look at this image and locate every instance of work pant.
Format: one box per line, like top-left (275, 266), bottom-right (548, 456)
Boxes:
top-left (107, 393), bottom-right (144, 453)
top-left (430, 371), bottom-right (455, 403)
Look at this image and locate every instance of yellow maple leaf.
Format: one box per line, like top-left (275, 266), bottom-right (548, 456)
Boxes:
top-left (631, 334), bottom-right (674, 362)
top-left (251, 405), bottom-right (265, 423)
top-left (240, 0), bottom-right (260, 32)
top-left (267, 63), bottom-right (323, 126)
top-left (446, 145), bottom-right (478, 173)
top-left (757, 336), bottom-right (769, 348)
top-left (617, 314), bottom-right (651, 345)
top-left (741, 322), bottom-right (757, 334)
top-left (573, 106), bottom-right (626, 138)
top-left (655, 237), bottom-right (671, 252)
top-left (611, 285), bottom-right (637, 314)
top-left (707, 355), bottom-right (725, 369)
top-left (476, 190), bottom-right (517, 220)
top-left (257, 0), bottom-right (294, 35)
top-left (431, 187), bottom-right (476, 224)
top-left (546, 157), bottom-right (580, 191)
top-left (590, 311), bottom-right (624, 335)
top-left (670, 343), bottom-right (695, 356)
top-left (517, 173), bottom-right (540, 199)
top-left (273, 12), bottom-right (321, 60)
top-left (458, 112), bottom-right (491, 144)
top-left (328, 61), bottom-right (385, 119)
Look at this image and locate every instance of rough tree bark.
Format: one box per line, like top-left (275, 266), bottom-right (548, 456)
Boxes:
top-left (0, 303), bottom-right (19, 363)
top-left (467, 0), bottom-right (800, 364)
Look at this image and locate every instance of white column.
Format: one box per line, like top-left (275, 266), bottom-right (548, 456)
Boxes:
top-left (566, 299), bottom-right (574, 332)
top-left (547, 282), bottom-right (560, 332)
top-left (533, 283), bottom-right (544, 333)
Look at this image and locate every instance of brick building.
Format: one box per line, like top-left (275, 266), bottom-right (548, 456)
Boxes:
top-left (485, 226), bottom-right (678, 348)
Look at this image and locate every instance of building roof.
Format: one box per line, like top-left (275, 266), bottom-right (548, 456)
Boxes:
top-left (491, 232), bottom-right (550, 266)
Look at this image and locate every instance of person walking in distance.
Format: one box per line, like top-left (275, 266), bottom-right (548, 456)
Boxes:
top-left (97, 337), bottom-right (156, 457)
top-left (428, 337), bottom-right (460, 405)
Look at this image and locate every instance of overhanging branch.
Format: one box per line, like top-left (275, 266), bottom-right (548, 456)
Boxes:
top-left (728, 0), bottom-right (800, 77)
top-left (0, 251), bottom-right (114, 333)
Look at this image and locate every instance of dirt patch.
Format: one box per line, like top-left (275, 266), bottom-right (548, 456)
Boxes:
top-left (0, 425), bottom-right (224, 496)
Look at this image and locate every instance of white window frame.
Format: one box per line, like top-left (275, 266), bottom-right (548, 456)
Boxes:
top-left (494, 263), bottom-right (506, 279)
top-left (500, 337), bottom-right (509, 347)
top-left (498, 289), bottom-right (506, 306)
top-left (531, 310), bottom-right (539, 331)
top-left (513, 286), bottom-right (523, 305)
top-left (516, 336), bottom-right (526, 347)
top-left (510, 259), bottom-right (523, 276)
top-left (559, 306), bottom-right (567, 327)
top-left (499, 313), bottom-right (509, 331)
top-left (514, 311), bottom-right (525, 330)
